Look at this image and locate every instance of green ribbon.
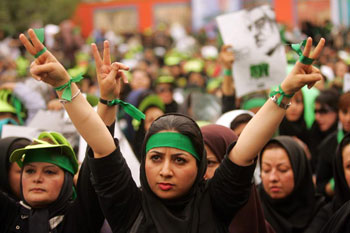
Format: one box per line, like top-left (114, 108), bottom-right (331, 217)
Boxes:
top-left (34, 28), bottom-right (45, 43)
top-left (33, 28), bottom-right (47, 58)
top-left (291, 40), bottom-right (314, 65)
top-left (108, 99), bottom-right (145, 121)
top-left (54, 74), bottom-right (84, 101)
top-left (269, 85), bottom-right (294, 106)
top-left (337, 129), bottom-right (345, 144)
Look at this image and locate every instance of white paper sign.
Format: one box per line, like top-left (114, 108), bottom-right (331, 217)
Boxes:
top-left (343, 73), bottom-right (350, 93)
top-left (216, 5), bottom-right (287, 97)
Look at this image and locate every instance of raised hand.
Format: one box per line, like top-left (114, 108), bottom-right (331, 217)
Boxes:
top-left (281, 37), bottom-right (325, 95)
top-left (91, 41), bottom-right (129, 100)
top-left (19, 29), bottom-right (70, 88)
top-left (219, 45), bottom-right (235, 69)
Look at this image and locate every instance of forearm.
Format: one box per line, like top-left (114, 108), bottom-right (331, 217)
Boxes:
top-left (97, 102), bottom-right (117, 127)
top-left (57, 83), bottom-right (116, 158)
top-left (229, 98), bottom-right (286, 166)
top-left (222, 74), bottom-right (235, 96)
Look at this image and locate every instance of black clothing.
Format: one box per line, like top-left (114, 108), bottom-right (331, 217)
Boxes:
top-left (222, 95), bottom-right (236, 114)
top-left (88, 140), bottom-right (255, 233)
top-left (316, 131), bottom-right (338, 201)
top-left (319, 200), bottom-right (350, 233)
top-left (0, 158), bottom-right (104, 233)
top-left (164, 100), bottom-right (178, 113)
top-left (259, 136), bottom-right (325, 233)
top-left (278, 117), bottom-right (310, 146)
top-left (309, 120), bottom-right (337, 172)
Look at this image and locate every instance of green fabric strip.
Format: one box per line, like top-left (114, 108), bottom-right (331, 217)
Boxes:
top-left (290, 40), bottom-right (314, 65)
top-left (146, 132), bottom-right (200, 161)
top-left (337, 129), bottom-right (345, 144)
top-left (34, 28), bottom-right (45, 43)
top-left (54, 74), bottom-right (84, 101)
top-left (23, 149), bottom-right (75, 175)
top-left (34, 47), bottom-right (47, 58)
top-left (108, 99), bottom-right (145, 121)
top-left (269, 85), bottom-right (294, 106)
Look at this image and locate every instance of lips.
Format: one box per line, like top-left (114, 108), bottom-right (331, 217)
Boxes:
top-left (30, 188), bottom-right (45, 192)
top-left (158, 183), bottom-right (174, 191)
top-left (269, 186), bottom-right (281, 193)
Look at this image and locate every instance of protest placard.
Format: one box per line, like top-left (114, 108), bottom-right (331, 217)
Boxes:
top-left (216, 5), bottom-right (287, 97)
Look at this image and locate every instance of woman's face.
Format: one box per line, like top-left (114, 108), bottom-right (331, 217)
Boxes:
top-left (261, 147), bottom-right (295, 199)
top-left (22, 162), bottom-right (64, 208)
top-left (286, 91), bottom-right (304, 122)
top-left (339, 107), bottom-right (350, 132)
top-left (342, 144), bottom-right (350, 187)
top-left (315, 103), bottom-right (337, 132)
top-left (144, 107), bottom-right (164, 132)
top-left (8, 162), bottom-right (22, 199)
top-left (145, 139), bottom-right (198, 200)
top-left (204, 145), bottom-right (220, 180)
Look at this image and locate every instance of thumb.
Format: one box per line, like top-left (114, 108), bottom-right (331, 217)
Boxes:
top-left (297, 73), bottom-right (322, 85)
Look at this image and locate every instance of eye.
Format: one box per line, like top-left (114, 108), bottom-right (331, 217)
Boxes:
top-left (207, 160), bottom-right (219, 167)
top-left (278, 167), bottom-right (289, 173)
top-left (150, 154), bottom-right (161, 162)
top-left (174, 156), bottom-right (187, 165)
top-left (24, 168), bottom-right (35, 174)
top-left (45, 169), bottom-right (57, 175)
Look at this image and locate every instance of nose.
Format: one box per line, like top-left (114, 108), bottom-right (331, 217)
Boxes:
top-left (159, 159), bottom-right (173, 178)
top-left (269, 169), bottom-right (279, 183)
top-left (33, 171), bottom-right (44, 183)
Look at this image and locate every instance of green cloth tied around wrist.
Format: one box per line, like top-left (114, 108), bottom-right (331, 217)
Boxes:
top-left (33, 28), bottom-right (47, 58)
top-left (291, 40), bottom-right (314, 65)
top-left (269, 85), bottom-right (294, 106)
top-left (54, 74), bottom-right (84, 101)
top-left (107, 99), bottom-right (145, 121)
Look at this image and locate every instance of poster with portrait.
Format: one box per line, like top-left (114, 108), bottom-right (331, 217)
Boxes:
top-left (216, 5), bottom-right (287, 97)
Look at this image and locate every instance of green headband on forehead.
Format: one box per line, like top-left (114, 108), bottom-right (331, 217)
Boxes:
top-left (146, 132), bottom-right (200, 161)
top-left (23, 149), bottom-right (76, 175)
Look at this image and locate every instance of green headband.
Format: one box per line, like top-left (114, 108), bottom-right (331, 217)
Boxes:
top-left (146, 132), bottom-right (200, 161)
top-left (23, 149), bottom-right (76, 175)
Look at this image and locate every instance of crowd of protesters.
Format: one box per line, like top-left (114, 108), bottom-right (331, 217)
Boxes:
top-left (1, 16), bottom-right (350, 233)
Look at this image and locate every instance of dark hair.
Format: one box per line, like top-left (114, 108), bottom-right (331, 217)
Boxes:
top-left (143, 113), bottom-right (204, 162)
top-left (230, 113), bottom-right (253, 131)
top-left (340, 135), bottom-right (350, 154)
top-left (339, 92), bottom-right (350, 112)
top-left (315, 88), bottom-right (340, 112)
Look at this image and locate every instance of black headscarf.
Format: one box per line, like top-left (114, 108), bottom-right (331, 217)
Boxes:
top-left (20, 164), bottom-right (74, 233)
top-left (332, 133), bottom-right (350, 211)
top-left (139, 113), bottom-right (219, 233)
top-left (258, 136), bottom-right (324, 233)
top-left (0, 137), bottom-right (30, 200)
top-left (201, 124), bottom-right (238, 162)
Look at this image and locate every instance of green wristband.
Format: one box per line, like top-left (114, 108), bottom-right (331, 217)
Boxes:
top-left (223, 69), bottom-right (232, 76)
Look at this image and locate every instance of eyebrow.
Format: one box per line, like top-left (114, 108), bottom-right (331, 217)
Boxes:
top-left (25, 164), bottom-right (58, 169)
top-left (148, 150), bottom-right (190, 157)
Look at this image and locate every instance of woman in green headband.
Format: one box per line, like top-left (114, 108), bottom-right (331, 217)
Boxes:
top-left (18, 30), bottom-right (325, 232)
top-left (0, 131), bottom-right (105, 233)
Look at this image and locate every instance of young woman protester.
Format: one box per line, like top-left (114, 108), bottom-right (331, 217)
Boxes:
top-left (258, 136), bottom-right (325, 233)
top-left (201, 124), bottom-right (275, 233)
top-left (0, 131), bottom-right (105, 233)
top-left (18, 29), bottom-right (324, 232)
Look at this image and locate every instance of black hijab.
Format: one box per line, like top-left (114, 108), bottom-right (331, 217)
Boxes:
top-left (259, 136), bottom-right (323, 233)
top-left (20, 165), bottom-right (74, 233)
top-left (0, 137), bottom-right (30, 200)
top-left (139, 113), bottom-right (220, 233)
top-left (332, 133), bottom-right (350, 211)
